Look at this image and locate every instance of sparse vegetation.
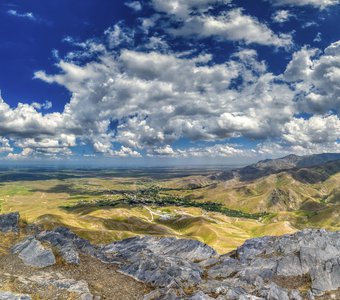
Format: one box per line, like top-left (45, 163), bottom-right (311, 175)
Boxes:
top-left (0, 167), bottom-right (338, 253)
top-left (62, 185), bottom-right (268, 220)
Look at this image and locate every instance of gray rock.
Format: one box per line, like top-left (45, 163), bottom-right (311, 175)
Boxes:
top-left (37, 230), bottom-right (80, 264)
top-left (143, 288), bottom-right (180, 300)
top-left (265, 283), bottom-right (289, 300)
top-left (198, 279), bottom-right (231, 295)
top-left (119, 251), bottom-right (203, 287)
top-left (310, 258), bottom-right (340, 294)
top-left (0, 212), bottom-right (20, 233)
top-left (103, 236), bottom-right (216, 287)
top-left (103, 236), bottom-right (216, 262)
top-left (188, 291), bottom-right (214, 300)
top-left (289, 290), bottom-right (303, 300)
top-left (234, 229), bottom-right (340, 296)
top-left (238, 258), bottom-right (277, 282)
top-left (277, 254), bottom-right (304, 276)
top-left (226, 286), bottom-right (249, 299)
top-left (34, 228), bottom-right (216, 288)
top-left (12, 237), bottom-right (56, 268)
top-left (207, 258), bottom-right (240, 279)
top-left (198, 257), bottom-right (220, 268)
top-left (239, 296), bottom-right (264, 300)
top-left (29, 272), bottom-right (93, 300)
top-left (0, 292), bottom-right (31, 300)
top-left (306, 290), bottom-right (315, 300)
top-left (15, 225), bottom-right (340, 300)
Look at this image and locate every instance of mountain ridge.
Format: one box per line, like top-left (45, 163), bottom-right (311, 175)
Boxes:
top-left (212, 152), bottom-right (340, 182)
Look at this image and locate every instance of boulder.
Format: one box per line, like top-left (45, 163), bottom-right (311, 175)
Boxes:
top-left (37, 230), bottom-right (80, 264)
top-left (0, 212), bottom-right (20, 233)
top-left (12, 237), bottom-right (56, 268)
top-left (103, 236), bottom-right (216, 287)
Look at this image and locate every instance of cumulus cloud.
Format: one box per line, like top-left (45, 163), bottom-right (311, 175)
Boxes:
top-left (150, 144), bottom-right (243, 157)
top-left (0, 93), bottom-right (77, 158)
top-left (32, 36), bottom-right (340, 158)
top-left (171, 8), bottom-right (292, 47)
top-left (266, 0), bottom-right (340, 9)
top-left (31, 44), bottom-right (299, 158)
top-left (283, 115), bottom-right (340, 146)
top-left (0, 138), bottom-right (13, 153)
top-left (284, 41), bottom-right (340, 114)
top-left (111, 146), bottom-right (142, 157)
top-left (2, 5), bottom-right (340, 160)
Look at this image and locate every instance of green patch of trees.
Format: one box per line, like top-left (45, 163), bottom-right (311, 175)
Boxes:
top-left (62, 185), bottom-right (267, 220)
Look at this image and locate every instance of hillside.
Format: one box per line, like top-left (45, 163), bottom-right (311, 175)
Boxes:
top-left (212, 153), bottom-right (340, 182)
top-left (0, 154), bottom-right (339, 255)
top-left (186, 153), bottom-right (340, 231)
top-left (0, 212), bottom-right (339, 299)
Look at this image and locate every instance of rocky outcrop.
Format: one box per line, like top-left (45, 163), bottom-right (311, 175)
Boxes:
top-left (0, 212), bottom-right (20, 233)
top-left (12, 237), bottom-right (56, 268)
top-left (1, 272), bottom-right (93, 300)
top-left (102, 236), bottom-right (216, 287)
top-left (4, 213), bottom-right (340, 299)
top-left (0, 292), bottom-right (31, 300)
top-left (36, 228), bottom-right (216, 287)
top-left (143, 229), bottom-right (340, 299)
top-left (28, 272), bottom-right (93, 300)
top-left (37, 229), bottom-right (80, 264)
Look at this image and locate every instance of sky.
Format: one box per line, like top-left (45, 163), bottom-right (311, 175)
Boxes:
top-left (1, 0), bottom-right (340, 165)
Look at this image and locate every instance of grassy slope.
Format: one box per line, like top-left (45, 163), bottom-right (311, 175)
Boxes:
top-left (0, 177), bottom-right (295, 253)
top-left (0, 170), bottom-right (339, 254)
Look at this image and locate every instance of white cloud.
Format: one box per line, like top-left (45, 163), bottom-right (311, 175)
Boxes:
top-left (7, 148), bottom-right (34, 160)
top-left (7, 10), bottom-right (37, 21)
top-left (283, 115), bottom-right (340, 146)
top-left (284, 41), bottom-right (340, 113)
top-left (171, 9), bottom-right (292, 47)
top-left (266, 0), bottom-right (339, 9)
top-left (125, 1), bottom-right (142, 11)
top-left (151, 0), bottom-right (231, 18)
top-left (256, 141), bottom-right (340, 157)
top-left (144, 36), bottom-right (170, 51)
top-left (33, 45), bottom-right (297, 157)
top-left (272, 10), bottom-right (293, 23)
top-left (149, 144), bottom-right (243, 157)
top-left (1, 20), bottom-right (339, 159)
top-left (32, 100), bottom-right (52, 110)
top-left (105, 22), bottom-right (135, 49)
top-left (0, 93), bottom-right (77, 158)
top-left (0, 138), bottom-right (13, 153)
top-left (313, 32), bottom-right (322, 43)
top-left (111, 146), bottom-right (142, 157)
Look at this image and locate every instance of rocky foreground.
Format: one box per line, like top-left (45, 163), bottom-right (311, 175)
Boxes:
top-left (0, 212), bottom-right (339, 300)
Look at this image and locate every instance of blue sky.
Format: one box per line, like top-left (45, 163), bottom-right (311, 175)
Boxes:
top-left (1, 0), bottom-right (340, 164)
